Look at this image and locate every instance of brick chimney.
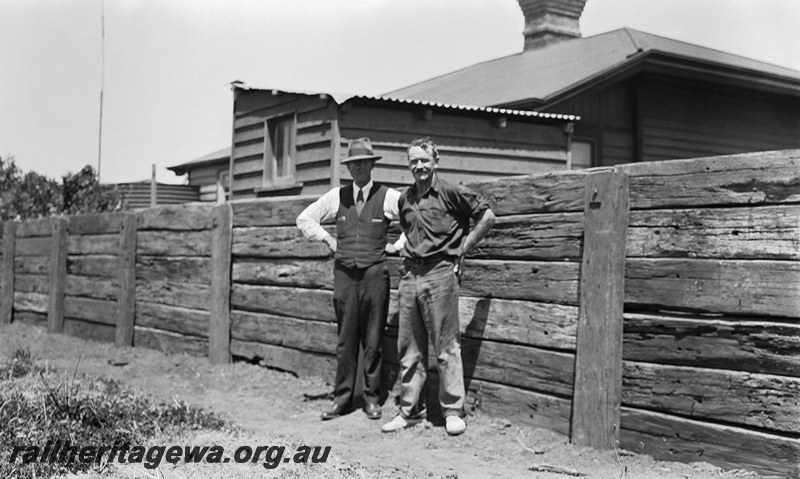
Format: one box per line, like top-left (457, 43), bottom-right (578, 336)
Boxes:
top-left (518, 0), bottom-right (587, 50)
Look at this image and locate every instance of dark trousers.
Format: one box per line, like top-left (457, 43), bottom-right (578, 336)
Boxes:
top-left (332, 261), bottom-right (389, 407)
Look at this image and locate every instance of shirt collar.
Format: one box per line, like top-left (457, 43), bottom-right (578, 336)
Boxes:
top-left (410, 173), bottom-right (439, 197)
top-left (354, 180), bottom-right (374, 201)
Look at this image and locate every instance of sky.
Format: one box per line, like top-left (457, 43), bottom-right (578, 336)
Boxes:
top-left (1, 0), bottom-right (799, 185)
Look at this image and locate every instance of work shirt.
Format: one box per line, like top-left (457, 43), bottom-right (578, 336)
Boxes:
top-left (399, 174), bottom-right (489, 260)
top-left (296, 180), bottom-right (405, 249)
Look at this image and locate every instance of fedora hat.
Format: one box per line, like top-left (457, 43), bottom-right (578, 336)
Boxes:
top-left (341, 137), bottom-right (382, 164)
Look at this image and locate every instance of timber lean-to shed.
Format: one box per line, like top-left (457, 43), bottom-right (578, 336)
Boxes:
top-left (226, 84), bottom-right (579, 200)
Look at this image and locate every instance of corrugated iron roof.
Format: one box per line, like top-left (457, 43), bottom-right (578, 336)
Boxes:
top-left (386, 28), bottom-right (800, 107)
top-left (235, 83), bottom-right (580, 121)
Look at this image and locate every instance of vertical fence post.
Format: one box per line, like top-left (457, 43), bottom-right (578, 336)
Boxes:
top-left (1, 221), bottom-right (17, 324)
top-left (571, 168), bottom-right (630, 449)
top-left (116, 213), bottom-right (138, 347)
top-left (209, 203), bottom-right (232, 364)
top-left (47, 217), bottom-right (68, 333)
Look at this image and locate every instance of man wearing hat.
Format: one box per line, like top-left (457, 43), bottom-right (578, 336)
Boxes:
top-left (297, 137), bottom-right (404, 421)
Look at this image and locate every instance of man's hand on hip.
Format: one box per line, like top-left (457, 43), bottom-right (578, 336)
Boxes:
top-left (324, 236), bottom-right (337, 253)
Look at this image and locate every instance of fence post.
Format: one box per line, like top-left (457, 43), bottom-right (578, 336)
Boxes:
top-left (1, 221), bottom-right (17, 324)
top-left (209, 203), bottom-right (232, 364)
top-left (47, 217), bottom-right (68, 333)
top-left (571, 168), bottom-right (630, 449)
top-left (116, 213), bottom-right (138, 347)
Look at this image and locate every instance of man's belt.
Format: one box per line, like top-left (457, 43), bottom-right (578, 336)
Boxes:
top-left (404, 254), bottom-right (457, 267)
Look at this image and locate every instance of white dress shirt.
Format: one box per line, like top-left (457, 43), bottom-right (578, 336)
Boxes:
top-left (296, 180), bottom-right (406, 249)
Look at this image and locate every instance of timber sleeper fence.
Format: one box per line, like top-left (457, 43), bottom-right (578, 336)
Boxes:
top-left (1, 149), bottom-right (799, 477)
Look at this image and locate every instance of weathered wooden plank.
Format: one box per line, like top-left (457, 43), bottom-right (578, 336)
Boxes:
top-left (67, 256), bottom-right (118, 278)
top-left (231, 284), bottom-right (335, 322)
top-left (626, 258), bottom-right (800, 317)
top-left (458, 296), bottom-right (578, 351)
top-left (622, 361), bottom-right (800, 434)
top-left (15, 237), bottom-right (51, 256)
top-left (64, 296), bottom-right (117, 325)
top-left (65, 275), bottom-right (118, 301)
top-left (136, 256), bottom-right (211, 283)
top-left (231, 226), bottom-right (334, 258)
top-left (627, 205), bottom-right (800, 260)
top-left (16, 256), bottom-right (49, 275)
top-left (233, 258), bottom-right (334, 289)
top-left (13, 310), bottom-right (47, 327)
top-left (573, 169), bottom-right (629, 449)
top-left (461, 338), bottom-right (575, 397)
top-left (232, 196), bottom-right (318, 227)
top-left (384, 327), bottom-right (574, 397)
top-left (116, 213), bottom-right (137, 347)
top-left (48, 218), bottom-right (68, 333)
top-left (469, 212), bottom-right (583, 260)
top-left (135, 302), bottom-right (210, 337)
top-left (134, 326), bottom-right (209, 357)
top-left (230, 339), bottom-right (336, 382)
top-left (467, 169), bottom-right (587, 216)
top-left (63, 318), bottom-right (116, 343)
top-left (14, 274), bottom-right (48, 294)
top-left (1, 222), bottom-right (17, 324)
top-left (68, 213), bottom-right (122, 235)
top-left (137, 203), bottom-right (216, 231)
top-left (623, 313), bottom-right (800, 378)
top-left (467, 378), bottom-right (571, 436)
top-left (14, 292), bottom-right (48, 313)
top-left (209, 203), bottom-right (232, 364)
top-left (621, 149), bottom-right (800, 209)
top-left (137, 230), bottom-right (211, 256)
top-left (68, 233), bottom-right (119, 255)
top-left (620, 407), bottom-right (800, 478)
top-left (231, 310), bottom-right (337, 355)
top-left (135, 279), bottom-right (211, 311)
top-left (16, 218), bottom-right (54, 238)
top-left (452, 259), bottom-right (579, 305)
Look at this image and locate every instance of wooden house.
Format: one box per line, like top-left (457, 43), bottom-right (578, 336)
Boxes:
top-left (168, 147), bottom-right (230, 203)
top-left (175, 86), bottom-right (577, 201)
top-left (389, 0), bottom-right (800, 167)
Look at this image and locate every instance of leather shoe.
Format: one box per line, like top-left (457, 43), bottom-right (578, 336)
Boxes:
top-left (320, 403), bottom-right (352, 420)
top-left (364, 403), bottom-right (382, 420)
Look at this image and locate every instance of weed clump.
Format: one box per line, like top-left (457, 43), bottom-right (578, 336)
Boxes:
top-left (0, 348), bottom-right (226, 478)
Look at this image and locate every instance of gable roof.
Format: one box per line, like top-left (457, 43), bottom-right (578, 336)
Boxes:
top-left (387, 28), bottom-right (800, 108)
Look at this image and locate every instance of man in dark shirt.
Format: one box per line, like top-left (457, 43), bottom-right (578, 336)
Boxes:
top-left (381, 137), bottom-right (496, 436)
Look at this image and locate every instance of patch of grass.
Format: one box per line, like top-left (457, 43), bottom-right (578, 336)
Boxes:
top-left (0, 348), bottom-right (227, 478)
top-left (1, 347), bottom-right (44, 379)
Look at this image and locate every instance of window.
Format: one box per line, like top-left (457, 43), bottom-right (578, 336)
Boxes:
top-left (571, 140), bottom-right (594, 169)
top-left (264, 115), bottom-right (296, 186)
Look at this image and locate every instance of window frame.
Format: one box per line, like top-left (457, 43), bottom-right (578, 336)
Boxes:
top-left (263, 113), bottom-right (297, 187)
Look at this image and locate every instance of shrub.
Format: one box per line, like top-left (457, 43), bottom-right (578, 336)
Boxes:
top-left (0, 155), bottom-right (121, 221)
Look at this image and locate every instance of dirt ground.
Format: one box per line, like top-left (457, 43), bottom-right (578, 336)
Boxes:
top-left (0, 322), bottom-right (765, 479)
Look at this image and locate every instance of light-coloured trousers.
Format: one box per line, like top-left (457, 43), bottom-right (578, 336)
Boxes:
top-left (396, 259), bottom-right (465, 419)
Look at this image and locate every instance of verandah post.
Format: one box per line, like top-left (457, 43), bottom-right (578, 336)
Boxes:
top-left (209, 203), bottom-right (232, 364)
top-left (571, 168), bottom-right (630, 449)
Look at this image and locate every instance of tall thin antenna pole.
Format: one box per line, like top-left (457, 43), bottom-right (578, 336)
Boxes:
top-left (98, 0), bottom-right (106, 181)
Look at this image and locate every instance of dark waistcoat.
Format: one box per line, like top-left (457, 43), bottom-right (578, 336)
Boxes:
top-left (335, 184), bottom-right (390, 268)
